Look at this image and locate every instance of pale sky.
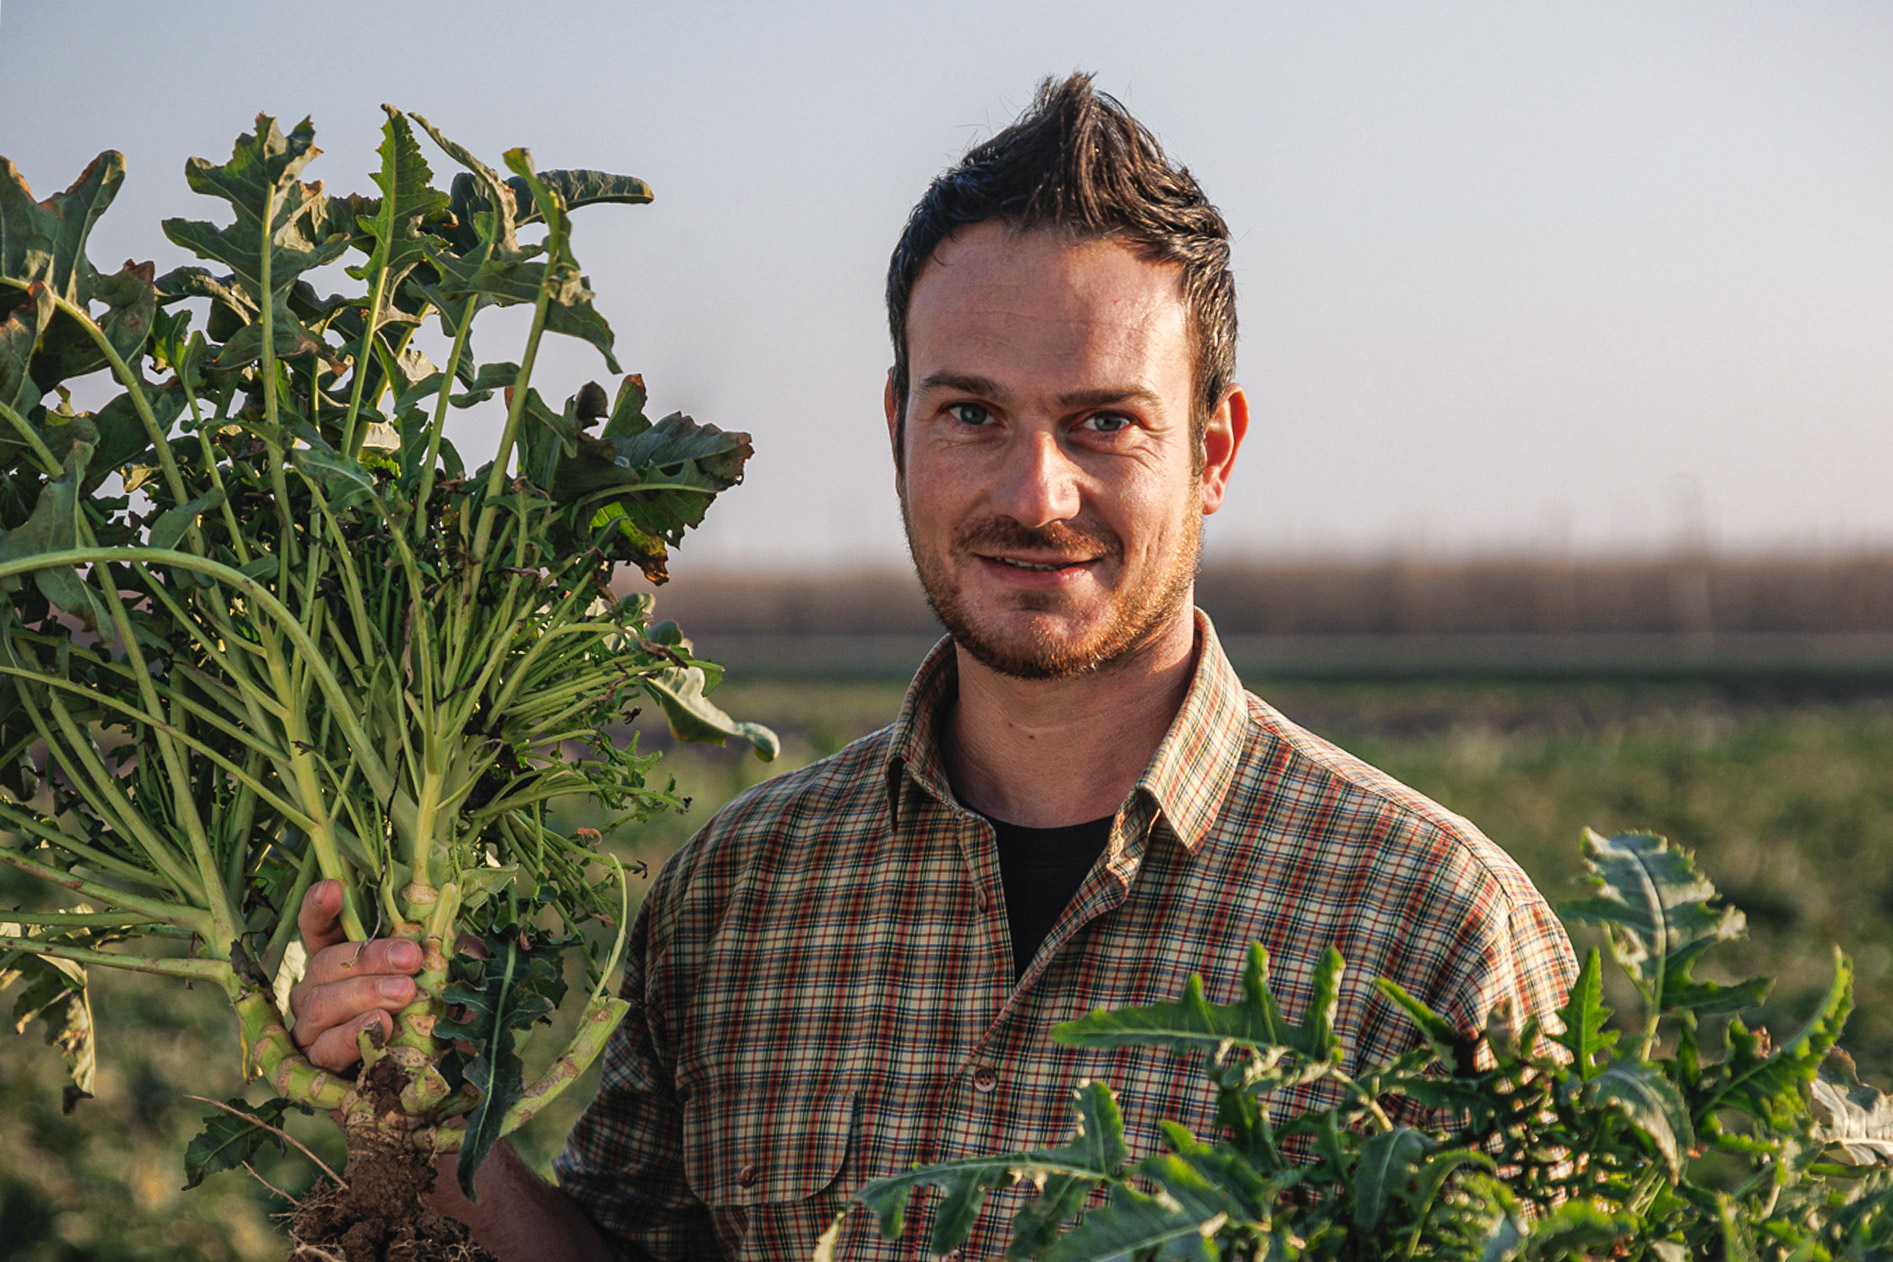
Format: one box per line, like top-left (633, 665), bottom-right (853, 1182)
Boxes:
top-left (3, 1), bottom-right (1889, 569)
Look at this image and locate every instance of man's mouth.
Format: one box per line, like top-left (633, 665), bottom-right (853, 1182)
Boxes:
top-left (992, 556), bottom-right (1085, 572)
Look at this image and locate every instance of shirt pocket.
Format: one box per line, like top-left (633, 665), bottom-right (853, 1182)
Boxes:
top-left (682, 1084), bottom-right (858, 1208)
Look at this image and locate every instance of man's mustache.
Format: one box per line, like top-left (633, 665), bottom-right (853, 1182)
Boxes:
top-left (953, 518), bottom-right (1124, 561)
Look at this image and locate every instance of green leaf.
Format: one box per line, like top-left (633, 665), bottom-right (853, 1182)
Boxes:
top-left (181, 1096), bottom-right (289, 1190)
top-left (159, 115), bottom-right (349, 369)
top-left (1809, 1050), bottom-right (1893, 1167)
top-left (435, 931), bottom-right (565, 1197)
top-left (644, 666), bottom-right (778, 760)
top-left (1375, 977), bottom-right (1469, 1071)
top-left (0, 150), bottom-right (124, 299)
top-left (849, 1081), bottom-right (1126, 1255)
top-left (1590, 1059), bottom-right (1694, 1180)
top-left (509, 169), bottom-right (653, 222)
top-left (0, 440), bottom-right (102, 623)
top-left (1353, 1126), bottom-right (1432, 1233)
top-left (1560, 829), bottom-right (1754, 1021)
top-left (147, 488), bottom-right (225, 551)
top-left (1548, 947), bottom-right (1617, 1080)
top-left (353, 107), bottom-right (450, 292)
top-left (1042, 1181), bottom-right (1227, 1262)
top-left (1707, 948), bottom-right (1853, 1130)
top-left (1055, 942), bottom-right (1343, 1065)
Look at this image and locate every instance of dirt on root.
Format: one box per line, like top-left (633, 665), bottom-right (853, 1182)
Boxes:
top-left (287, 1061), bottom-right (496, 1262)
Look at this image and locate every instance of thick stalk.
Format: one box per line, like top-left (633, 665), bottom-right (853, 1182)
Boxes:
top-left (234, 987), bottom-right (349, 1110)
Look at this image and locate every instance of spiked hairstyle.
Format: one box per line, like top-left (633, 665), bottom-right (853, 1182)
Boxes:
top-left (886, 73), bottom-right (1238, 466)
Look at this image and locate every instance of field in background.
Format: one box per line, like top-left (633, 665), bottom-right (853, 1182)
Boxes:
top-left (6, 563), bottom-right (1893, 1255)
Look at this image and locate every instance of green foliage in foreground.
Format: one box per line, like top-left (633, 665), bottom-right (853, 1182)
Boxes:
top-left (0, 105), bottom-right (772, 1216)
top-left (827, 831), bottom-right (1893, 1261)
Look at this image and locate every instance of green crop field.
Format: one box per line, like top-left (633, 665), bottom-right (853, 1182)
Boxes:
top-left (5, 674), bottom-right (1892, 1259)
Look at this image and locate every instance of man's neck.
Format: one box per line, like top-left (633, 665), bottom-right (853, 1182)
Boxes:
top-left (942, 610), bottom-right (1198, 828)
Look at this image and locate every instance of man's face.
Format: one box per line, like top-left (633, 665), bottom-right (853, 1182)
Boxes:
top-left (888, 222), bottom-right (1243, 680)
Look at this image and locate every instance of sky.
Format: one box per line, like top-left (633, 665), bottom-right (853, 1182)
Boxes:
top-left (2, 1), bottom-right (1889, 570)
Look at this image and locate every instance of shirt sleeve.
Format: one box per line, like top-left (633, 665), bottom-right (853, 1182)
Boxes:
top-left (1443, 878), bottom-right (1579, 1067)
top-left (553, 895), bottom-right (717, 1261)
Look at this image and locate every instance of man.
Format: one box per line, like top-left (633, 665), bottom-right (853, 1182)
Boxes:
top-left (289, 74), bottom-right (1576, 1260)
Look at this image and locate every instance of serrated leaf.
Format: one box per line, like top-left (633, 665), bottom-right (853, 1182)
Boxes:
top-left (1056, 942), bottom-right (1343, 1065)
top-left (1042, 1180), bottom-right (1227, 1262)
top-left (181, 1096), bottom-right (288, 1190)
top-left (1353, 1126), bottom-right (1432, 1233)
top-left (1561, 829), bottom-right (1752, 1020)
top-left (159, 115), bottom-right (349, 370)
top-left (1549, 947), bottom-right (1617, 1079)
top-left (850, 1081), bottom-right (1125, 1255)
top-left (1590, 1059), bottom-right (1693, 1180)
top-left (1708, 949), bottom-right (1853, 1130)
top-left (434, 932), bottom-right (565, 1197)
top-left (509, 169), bottom-right (653, 222)
top-left (0, 150), bottom-right (124, 299)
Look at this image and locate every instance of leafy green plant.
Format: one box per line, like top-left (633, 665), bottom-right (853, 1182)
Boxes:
top-left (826, 830), bottom-right (1893, 1260)
top-left (0, 110), bottom-right (772, 1259)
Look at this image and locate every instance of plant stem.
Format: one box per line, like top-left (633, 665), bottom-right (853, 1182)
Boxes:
top-left (0, 930), bottom-right (232, 982)
top-left (470, 279), bottom-right (554, 566)
top-left (413, 297), bottom-right (478, 538)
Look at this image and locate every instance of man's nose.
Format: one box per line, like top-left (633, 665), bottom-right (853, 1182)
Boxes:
top-left (988, 429), bottom-right (1081, 528)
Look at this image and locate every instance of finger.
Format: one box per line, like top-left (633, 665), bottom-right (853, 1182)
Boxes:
top-left (302, 1009), bottom-right (395, 1075)
top-left (297, 880), bottom-right (351, 955)
top-left (290, 971), bottom-right (417, 1042)
top-left (300, 936), bottom-right (424, 992)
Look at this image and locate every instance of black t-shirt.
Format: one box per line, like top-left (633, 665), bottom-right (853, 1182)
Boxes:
top-left (985, 813), bottom-right (1113, 981)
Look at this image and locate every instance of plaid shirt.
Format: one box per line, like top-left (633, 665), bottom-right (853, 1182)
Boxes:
top-left (556, 613), bottom-right (1576, 1260)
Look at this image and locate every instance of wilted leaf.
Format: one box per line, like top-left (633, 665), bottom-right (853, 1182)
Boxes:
top-left (1810, 1049), bottom-right (1893, 1167)
top-left (645, 665), bottom-right (778, 760)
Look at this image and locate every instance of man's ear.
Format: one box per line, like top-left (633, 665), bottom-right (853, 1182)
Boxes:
top-left (1199, 385), bottom-right (1249, 516)
top-left (884, 369), bottom-right (904, 482)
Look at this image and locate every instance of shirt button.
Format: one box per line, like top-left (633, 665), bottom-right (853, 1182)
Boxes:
top-left (976, 890), bottom-right (992, 913)
top-left (737, 1163), bottom-right (760, 1188)
top-left (944, 1251), bottom-right (965, 1262)
top-left (972, 1065), bottom-right (998, 1093)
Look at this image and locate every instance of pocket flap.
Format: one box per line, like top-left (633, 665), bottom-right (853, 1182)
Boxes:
top-left (683, 1085), bottom-right (856, 1206)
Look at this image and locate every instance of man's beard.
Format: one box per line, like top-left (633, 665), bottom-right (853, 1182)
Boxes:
top-left (902, 505), bottom-right (1202, 681)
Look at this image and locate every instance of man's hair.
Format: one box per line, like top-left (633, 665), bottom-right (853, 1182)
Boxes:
top-left (886, 73), bottom-right (1237, 462)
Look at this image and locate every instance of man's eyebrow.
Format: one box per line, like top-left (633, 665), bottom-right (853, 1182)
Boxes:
top-left (914, 371), bottom-right (1007, 400)
top-left (913, 373), bottom-right (1162, 412)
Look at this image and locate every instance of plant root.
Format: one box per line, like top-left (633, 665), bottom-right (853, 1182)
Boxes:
top-left (287, 1063), bottom-right (495, 1262)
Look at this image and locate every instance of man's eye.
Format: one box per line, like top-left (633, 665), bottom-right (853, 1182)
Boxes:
top-left (949, 403), bottom-right (993, 426)
top-left (1082, 412), bottom-right (1132, 434)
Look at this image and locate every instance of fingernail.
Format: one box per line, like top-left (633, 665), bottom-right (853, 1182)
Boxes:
top-left (390, 941), bottom-right (421, 969)
top-left (379, 977), bottom-right (412, 1000)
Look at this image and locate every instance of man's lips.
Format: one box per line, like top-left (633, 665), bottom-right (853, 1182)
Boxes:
top-left (979, 553), bottom-right (1095, 572)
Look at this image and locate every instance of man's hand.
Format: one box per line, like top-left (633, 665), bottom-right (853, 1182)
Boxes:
top-left (288, 878), bottom-right (421, 1072)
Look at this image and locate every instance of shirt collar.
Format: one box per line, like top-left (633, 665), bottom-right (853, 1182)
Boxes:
top-left (882, 609), bottom-right (1250, 854)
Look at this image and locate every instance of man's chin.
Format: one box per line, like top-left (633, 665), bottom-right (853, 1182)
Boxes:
top-left (946, 614), bottom-right (1133, 681)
